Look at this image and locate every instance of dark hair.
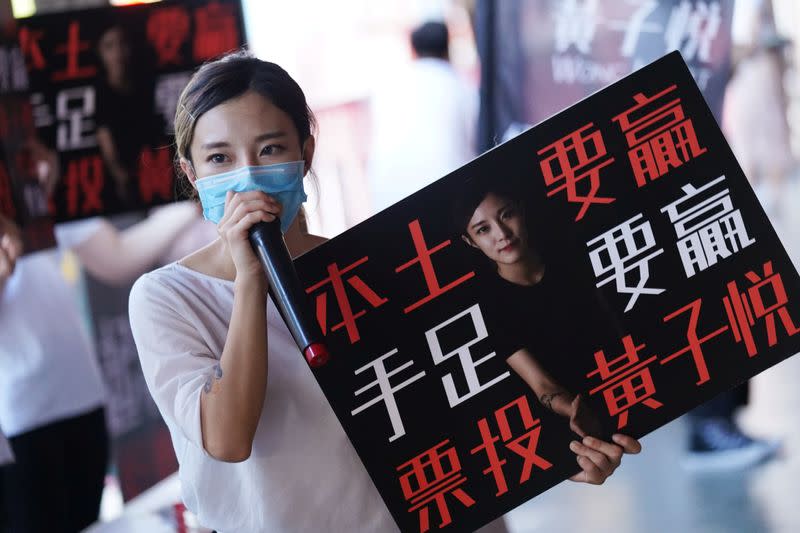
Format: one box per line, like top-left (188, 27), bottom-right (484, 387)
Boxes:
top-left (451, 176), bottom-right (525, 238)
top-left (410, 21), bottom-right (449, 59)
top-left (174, 50), bottom-right (316, 167)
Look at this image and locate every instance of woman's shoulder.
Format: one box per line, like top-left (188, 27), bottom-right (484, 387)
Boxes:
top-left (129, 263), bottom-right (186, 310)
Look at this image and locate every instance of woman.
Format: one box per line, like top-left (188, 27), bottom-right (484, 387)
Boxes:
top-left (129, 52), bottom-right (637, 533)
top-left (454, 177), bottom-right (640, 479)
top-left (95, 22), bottom-right (161, 210)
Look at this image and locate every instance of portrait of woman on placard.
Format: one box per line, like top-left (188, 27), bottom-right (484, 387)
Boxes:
top-left (94, 20), bottom-right (163, 211)
top-left (453, 176), bottom-right (640, 483)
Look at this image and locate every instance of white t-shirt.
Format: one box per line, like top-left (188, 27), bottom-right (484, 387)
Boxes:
top-left (368, 57), bottom-right (477, 213)
top-left (0, 218), bottom-right (106, 437)
top-left (129, 263), bottom-right (397, 533)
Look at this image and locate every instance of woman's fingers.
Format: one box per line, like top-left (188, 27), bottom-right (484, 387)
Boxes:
top-left (228, 198), bottom-right (282, 224)
top-left (569, 455), bottom-right (606, 485)
top-left (218, 191), bottom-right (282, 238)
top-left (570, 438), bottom-right (619, 475)
top-left (566, 433), bottom-right (643, 486)
top-left (612, 433), bottom-right (642, 454)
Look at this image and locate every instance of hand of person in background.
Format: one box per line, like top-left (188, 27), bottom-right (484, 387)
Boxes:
top-left (26, 137), bottom-right (60, 198)
top-left (0, 214), bottom-right (23, 296)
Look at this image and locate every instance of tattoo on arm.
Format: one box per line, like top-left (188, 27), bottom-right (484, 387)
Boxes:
top-left (540, 391), bottom-right (568, 413)
top-left (203, 364), bottom-right (224, 394)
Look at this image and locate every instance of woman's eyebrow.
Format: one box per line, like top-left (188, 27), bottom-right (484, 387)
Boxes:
top-left (254, 131), bottom-right (288, 142)
top-left (200, 140), bottom-right (230, 150)
top-left (199, 131), bottom-right (287, 151)
top-left (470, 219), bottom-right (487, 230)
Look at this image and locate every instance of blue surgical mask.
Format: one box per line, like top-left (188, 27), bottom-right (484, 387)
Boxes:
top-left (195, 161), bottom-right (307, 233)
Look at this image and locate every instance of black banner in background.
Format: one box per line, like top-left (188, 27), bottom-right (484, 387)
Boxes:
top-left (476, 0), bottom-right (733, 152)
top-left (294, 53), bottom-right (800, 533)
top-left (18, 0), bottom-right (245, 223)
top-left (0, 28), bottom-right (56, 251)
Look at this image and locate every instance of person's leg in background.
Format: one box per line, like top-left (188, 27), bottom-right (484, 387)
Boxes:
top-left (63, 407), bottom-right (109, 532)
top-left (0, 407), bottom-right (108, 533)
top-left (684, 383), bottom-right (780, 471)
top-left (0, 420), bottom-right (69, 532)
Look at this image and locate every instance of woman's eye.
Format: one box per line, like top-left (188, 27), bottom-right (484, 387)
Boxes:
top-left (501, 208), bottom-right (517, 220)
top-left (261, 144), bottom-right (285, 156)
top-left (475, 226), bottom-right (488, 235)
top-left (207, 153), bottom-right (228, 164)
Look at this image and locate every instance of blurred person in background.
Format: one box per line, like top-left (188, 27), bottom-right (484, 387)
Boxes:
top-left (95, 21), bottom-right (163, 211)
top-left (722, 30), bottom-right (794, 215)
top-left (368, 20), bottom-right (477, 213)
top-left (682, 0), bottom-right (788, 473)
top-left (0, 200), bottom-right (199, 533)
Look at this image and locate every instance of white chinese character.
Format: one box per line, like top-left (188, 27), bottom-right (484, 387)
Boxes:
top-left (664, 0), bottom-right (722, 63)
top-left (351, 349), bottom-right (426, 443)
top-left (605, 0), bottom-right (662, 58)
top-left (553, 0), bottom-right (599, 54)
top-left (56, 86), bottom-right (96, 151)
top-left (660, 175), bottom-right (755, 277)
top-left (30, 92), bottom-right (54, 129)
top-left (155, 71), bottom-right (193, 134)
top-left (426, 304), bottom-right (510, 407)
top-left (587, 213), bottom-right (665, 312)
top-left (0, 45), bottom-right (29, 93)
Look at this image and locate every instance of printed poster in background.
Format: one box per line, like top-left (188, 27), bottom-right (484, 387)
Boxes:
top-left (17, 0), bottom-right (245, 222)
top-left (294, 53), bottom-right (800, 532)
top-left (475, 0), bottom-right (733, 151)
top-left (0, 25), bottom-right (56, 251)
top-left (16, 1), bottom-right (245, 498)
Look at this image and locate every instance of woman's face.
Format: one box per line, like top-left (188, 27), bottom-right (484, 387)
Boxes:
top-left (98, 27), bottom-right (130, 73)
top-left (463, 192), bottom-right (529, 265)
top-left (186, 90), bottom-right (312, 181)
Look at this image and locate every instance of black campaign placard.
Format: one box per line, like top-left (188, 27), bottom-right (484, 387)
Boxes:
top-left (17, 0), bottom-right (245, 222)
top-left (293, 52), bottom-right (800, 532)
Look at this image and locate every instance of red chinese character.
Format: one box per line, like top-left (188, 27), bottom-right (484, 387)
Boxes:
top-left (587, 335), bottom-right (662, 429)
top-left (65, 155), bottom-right (104, 216)
top-left (661, 298), bottom-right (729, 385)
top-left (146, 7), bottom-right (191, 66)
top-left (537, 123), bottom-right (615, 221)
top-left (723, 261), bottom-right (800, 357)
top-left (17, 26), bottom-right (47, 71)
top-left (0, 163), bottom-right (16, 220)
top-left (470, 395), bottom-right (552, 497)
top-left (193, 2), bottom-right (240, 62)
top-left (397, 439), bottom-right (475, 533)
top-left (612, 85), bottom-right (707, 187)
top-left (305, 257), bottom-right (388, 344)
top-left (52, 22), bottom-right (96, 81)
top-left (395, 219), bottom-right (475, 313)
top-left (138, 147), bottom-right (173, 203)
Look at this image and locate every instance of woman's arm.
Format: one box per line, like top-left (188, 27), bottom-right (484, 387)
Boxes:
top-left (506, 349), bottom-right (574, 416)
top-left (198, 190), bottom-right (284, 462)
top-left (0, 215), bottom-right (22, 300)
top-left (199, 274), bottom-right (269, 462)
top-left (72, 202), bottom-right (199, 286)
top-left (96, 126), bottom-right (131, 199)
top-left (506, 348), bottom-right (641, 484)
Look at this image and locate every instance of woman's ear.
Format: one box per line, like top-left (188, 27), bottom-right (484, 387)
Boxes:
top-left (302, 135), bottom-right (316, 174)
top-left (180, 158), bottom-right (197, 189)
top-left (461, 234), bottom-right (477, 249)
